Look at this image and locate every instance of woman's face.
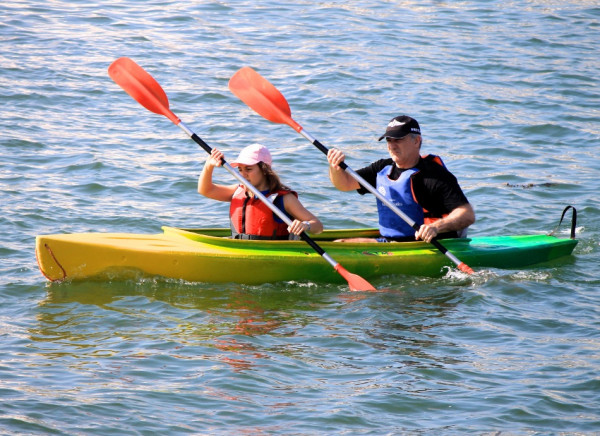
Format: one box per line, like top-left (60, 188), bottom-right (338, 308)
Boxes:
top-left (237, 164), bottom-right (267, 189)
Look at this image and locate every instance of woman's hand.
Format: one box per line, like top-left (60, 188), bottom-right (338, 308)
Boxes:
top-left (207, 148), bottom-right (225, 167)
top-left (288, 219), bottom-right (312, 236)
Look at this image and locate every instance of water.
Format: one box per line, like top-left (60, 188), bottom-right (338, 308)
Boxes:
top-left (1, 1), bottom-right (599, 434)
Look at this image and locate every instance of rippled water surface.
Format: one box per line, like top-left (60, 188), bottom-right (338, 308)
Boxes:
top-left (1, 1), bottom-right (599, 434)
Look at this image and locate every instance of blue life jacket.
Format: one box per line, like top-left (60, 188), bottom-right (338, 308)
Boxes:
top-left (375, 155), bottom-right (448, 238)
top-left (376, 166), bottom-right (422, 238)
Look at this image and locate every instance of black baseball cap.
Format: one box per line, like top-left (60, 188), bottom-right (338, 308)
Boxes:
top-left (378, 115), bottom-right (421, 141)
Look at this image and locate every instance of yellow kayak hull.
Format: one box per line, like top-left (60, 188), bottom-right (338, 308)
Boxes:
top-left (35, 227), bottom-right (578, 284)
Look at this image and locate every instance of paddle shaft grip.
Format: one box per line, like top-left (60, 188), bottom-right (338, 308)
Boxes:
top-left (301, 134), bottom-right (349, 171)
top-left (191, 132), bottom-right (213, 155)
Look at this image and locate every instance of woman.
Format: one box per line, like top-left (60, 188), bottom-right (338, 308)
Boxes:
top-left (198, 143), bottom-right (323, 239)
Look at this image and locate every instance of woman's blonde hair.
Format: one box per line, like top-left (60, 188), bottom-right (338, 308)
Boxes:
top-left (258, 162), bottom-right (291, 192)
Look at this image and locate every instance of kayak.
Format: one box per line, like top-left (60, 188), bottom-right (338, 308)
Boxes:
top-left (36, 226), bottom-right (578, 285)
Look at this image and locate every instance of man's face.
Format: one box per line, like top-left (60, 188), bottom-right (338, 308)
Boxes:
top-left (386, 135), bottom-right (421, 168)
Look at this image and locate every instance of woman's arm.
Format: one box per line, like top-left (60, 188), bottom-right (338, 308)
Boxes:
top-left (198, 148), bottom-right (237, 202)
top-left (282, 194), bottom-right (324, 235)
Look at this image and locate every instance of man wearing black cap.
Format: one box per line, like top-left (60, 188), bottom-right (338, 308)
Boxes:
top-left (327, 115), bottom-right (475, 243)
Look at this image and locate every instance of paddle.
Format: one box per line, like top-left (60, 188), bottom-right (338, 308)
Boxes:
top-left (228, 67), bottom-right (474, 275)
top-left (107, 57), bottom-right (377, 292)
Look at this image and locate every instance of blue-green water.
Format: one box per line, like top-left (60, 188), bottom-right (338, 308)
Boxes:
top-left (2, 1), bottom-right (599, 434)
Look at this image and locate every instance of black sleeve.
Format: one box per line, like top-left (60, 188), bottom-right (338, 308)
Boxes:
top-left (355, 158), bottom-right (393, 195)
top-left (412, 164), bottom-right (470, 215)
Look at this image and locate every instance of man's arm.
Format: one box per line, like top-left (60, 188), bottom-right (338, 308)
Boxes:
top-left (327, 149), bottom-right (361, 191)
top-left (415, 203), bottom-right (475, 243)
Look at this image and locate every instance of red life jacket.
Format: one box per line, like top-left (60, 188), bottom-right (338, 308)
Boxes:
top-left (229, 185), bottom-right (297, 240)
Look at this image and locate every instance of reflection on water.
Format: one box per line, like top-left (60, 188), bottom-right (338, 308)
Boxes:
top-left (32, 280), bottom-right (340, 371)
top-left (31, 278), bottom-right (467, 374)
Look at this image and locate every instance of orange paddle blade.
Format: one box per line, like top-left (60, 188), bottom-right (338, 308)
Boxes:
top-left (108, 57), bottom-right (180, 125)
top-left (334, 265), bottom-right (377, 292)
top-left (457, 263), bottom-right (475, 275)
top-left (228, 67), bottom-right (302, 132)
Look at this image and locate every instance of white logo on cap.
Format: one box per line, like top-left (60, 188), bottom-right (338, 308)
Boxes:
top-left (388, 120), bottom-right (406, 128)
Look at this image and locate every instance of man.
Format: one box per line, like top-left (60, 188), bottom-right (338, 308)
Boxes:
top-left (327, 115), bottom-right (475, 243)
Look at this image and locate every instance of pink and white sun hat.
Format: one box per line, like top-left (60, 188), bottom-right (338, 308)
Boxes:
top-left (230, 143), bottom-right (273, 167)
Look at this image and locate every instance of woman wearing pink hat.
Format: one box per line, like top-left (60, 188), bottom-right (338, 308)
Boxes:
top-left (198, 143), bottom-right (323, 240)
